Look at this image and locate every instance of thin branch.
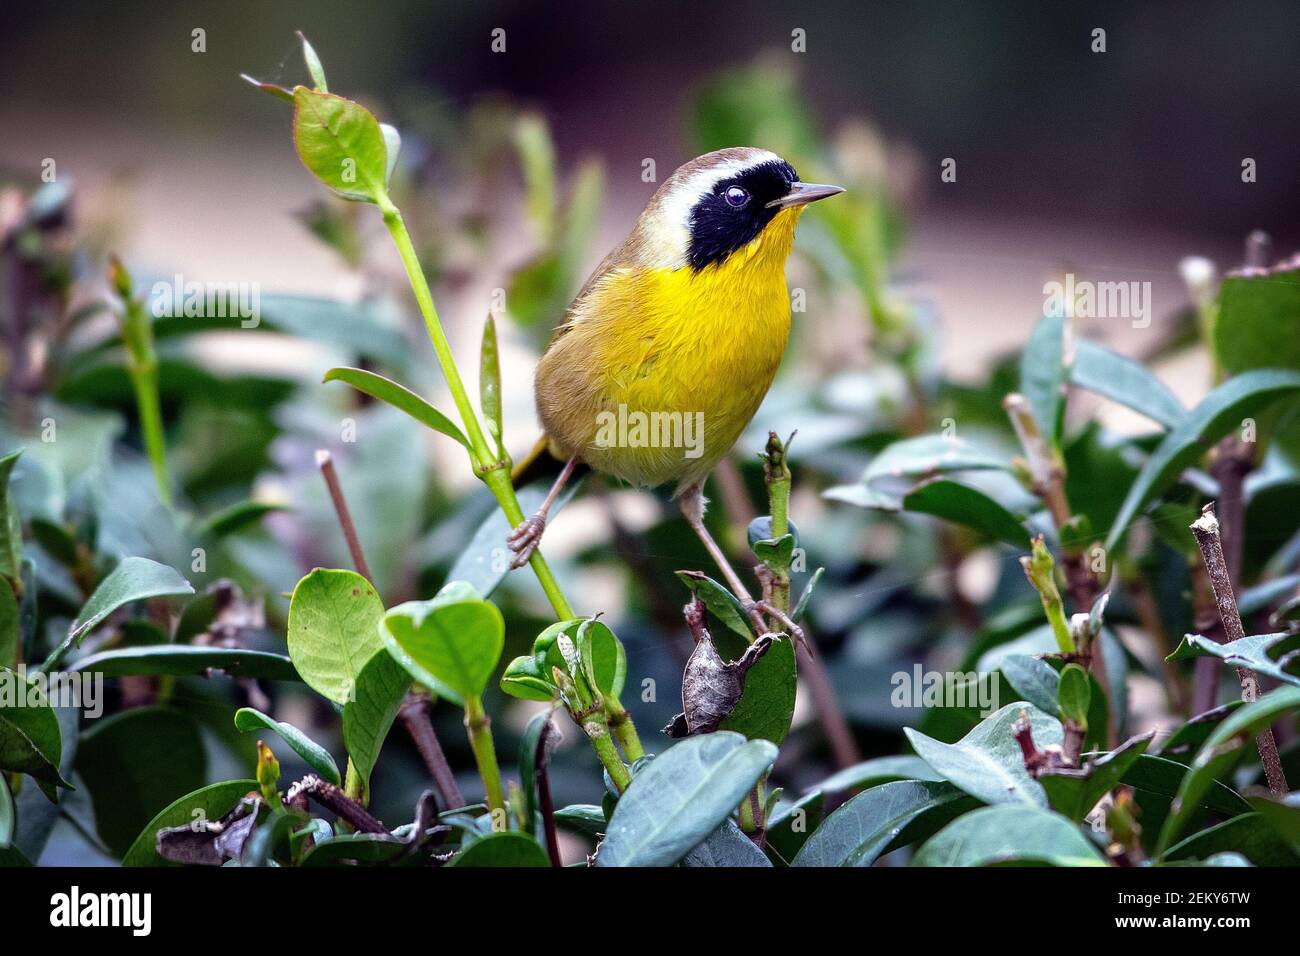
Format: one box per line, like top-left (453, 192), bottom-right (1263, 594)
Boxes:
top-left (398, 693), bottom-right (465, 810)
top-left (1190, 503), bottom-right (1288, 795)
top-left (316, 448), bottom-right (374, 583)
top-left (287, 775), bottom-right (388, 833)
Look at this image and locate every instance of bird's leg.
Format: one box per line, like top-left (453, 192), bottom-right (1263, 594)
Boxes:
top-left (678, 483), bottom-right (767, 634)
top-left (507, 455), bottom-right (579, 569)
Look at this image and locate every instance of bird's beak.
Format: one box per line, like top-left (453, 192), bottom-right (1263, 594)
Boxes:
top-left (766, 181), bottom-right (845, 209)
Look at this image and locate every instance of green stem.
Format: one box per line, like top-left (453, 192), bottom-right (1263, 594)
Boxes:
top-left (343, 758), bottom-right (365, 805)
top-left (602, 691), bottom-right (644, 762)
top-left (464, 694), bottom-right (505, 815)
top-left (584, 711), bottom-right (631, 791)
top-left (129, 361), bottom-right (171, 508)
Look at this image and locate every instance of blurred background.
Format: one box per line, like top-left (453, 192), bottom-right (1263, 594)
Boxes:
top-left (2, 0), bottom-right (1299, 864)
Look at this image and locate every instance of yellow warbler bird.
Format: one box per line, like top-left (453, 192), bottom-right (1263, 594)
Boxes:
top-left (509, 147), bottom-right (842, 602)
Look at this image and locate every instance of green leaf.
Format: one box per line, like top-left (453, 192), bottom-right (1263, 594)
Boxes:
top-left (479, 314), bottom-right (503, 448)
top-left (913, 804), bottom-right (1107, 866)
top-left (596, 732), bottom-right (777, 867)
top-left (76, 707), bottom-right (207, 858)
top-left (902, 479), bottom-right (1030, 547)
top-left (287, 568), bottom-right (385, 706)
top-left (69, 556), bottom-right (194, 647)
top-left (193, 500), bottom-right (288, 540)
top-left (765, 791), bottom-right (823, 865)
top-left (1020, 313), bottom-right (1068, 446)
top-left (68, 645), bottom-right (299, 681)
top-left (716, 633), bottom-right (797, 744)
top-left (0, 578), bottom-right (16, 669)
top-left (1057, 664), bottom-right (1091, 728)
top-left (792, 780), bottom-right (977, 867)
top-left (1040, 732), bottom-right (1153, 821)
top-left (750, 533), bottom-right (795, 568)
top-left (514, 114), bottom-right (558, 239)
top-left (826, 434), bottom-right (1011, 508)
top-left (121, 779), bottom-right (258, 867)
top-left (1246, 791), bottom-right (1300, 850)
top-left (1168, 631), bottom-right (1300, 688)
top-left (1120, 753), bottom-right (1250, 817)
top-left (1214, 261), bottom-right (1300, 376)
top-left (675, 571), bottom-right (752, 639)
top-left (809, 755), bottom-right (944, 796)
top-left (0, 772), bottom-right (13, 848)
top-left (1164, 812), bottom-right (1300, 866)
top-left (553, 804), bottom-right (605, 837)
top-left (518, 708), bottom-right (556, 840)
top-left (381, 592), bottom-right (504, 702)
top-left (0, 666), bottom-right (69, 792)
top-left (343, 650), bottom-right (410, 792)
top-left (234, 708), bottom-right (340, 785)
top-left (576, 618), bottom-right (627, 699)
top-left (999, 655), bottom-right (1060, 716)
top-left (1156, 686), bottom-right (1300, 854)
top-left (292, 88), bottom-right (390, 203)
top-left (905, 702), bottom-right (1063, 807)
top-left (297, 31), bottom-right (328, 92)
top-left (0, 451), bottom-right (22, 592)
top-left (682, 818), bottom-right (772, 867)
top-left (1070, 340), bottom-right (1186, 429)
top-left (448, 831), bottom-right (550, 867)
top-left (323, 367), bottom-right (469, 449)
top-left (1105, 370), bottom-right (1300, 550)
top-left (500, 653), bottom-right (555, 701)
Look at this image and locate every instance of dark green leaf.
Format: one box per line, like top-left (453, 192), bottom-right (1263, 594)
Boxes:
top-left (810, 755), bottom-right (944, 796)
top-left (69, 556), bottom-right (194, 647)
top-left (792, 780), bottom-right (976, 867)
top-left (0, 451), bottom-right (21, 592)
top-left (0, 666), bottom-right (68, 792)
top-left (500, 653), bottom-right (555, 701)
top-left (1040, 732), bottom-right (1153, 821)
top-left (999, 655), bottom-right (1060, 716)
top-left (234, 707), bottom-right (340, 785)
top-left (1168, 631), bottom-right (1300, 688)
top-left (76, 707), bottom-right (207, 858)
top-left (193, 500), bottom-right (287, 540)
top-left (1057, 664), bottom-right (1091, 728)
top-left (553, 804), bottom-right (605, 837)
top-left (901, 479), bottom-right (1030, 547)
top-left (68, 645), bottom-right (299, 681)
top-left (1105, 370), bottom-right (1300, 550)
top-left (1215, 261), bottom-right (1300, 376)
top-left (0, 578), bottom-right (16, 670)
top-left (121, 779), bottom-right (258, 867)
top-left (682, 818), bottom-right (772, 867)
top-left (1120, 753), bottom-right (1250, 817)
top-left (716, 633), bottom-right (797, 743)
top-left (1246, 791), bottom-right (1300, 849)
top-left (597, 732), bottom-right (777, 867)
top-left (1164, 812), bottom-right (1300, 866)
top-left (518, 708), bottom-right (557, 840)
top-left (913, 804), bottom-right (1106, 866)
top-left (447, 831), bottom-right (550, 867)
top-left (676, 571), bottom-right (752, 639)
top-left (905, 702), bottom-right (1063, 807)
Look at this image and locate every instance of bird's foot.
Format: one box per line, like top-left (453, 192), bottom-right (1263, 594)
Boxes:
top-left (506, 513), bottom-right (546, 569)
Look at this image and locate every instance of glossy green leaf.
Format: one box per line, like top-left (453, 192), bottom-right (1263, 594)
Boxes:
top-left (597, 732), bottom-right (777, 867)
top-left (1120, 752), bottom-right (1249, 817)
top-left (998, 655), bottom-right (1060, 716)
top-left (234, 707), bottom-right (340, 785)
top-left (1070, 340), bottom-right (1186, 429)
top-left (518, 707), bottom-right (557, 840)
top-left (903, 479), bottom-right (1029, 546)
top-left (1164, 812), bottom-right (1300, 866)
top-left (1020, 312), bottom-right (1067, 446)
top-left (577, 618), bottom-right (626, 698)
top-left (682, 818), bottom-right (772, 867)
top-left (68, 645), bottom-right (299, 681)
top-left (343, 650), bottom-right (410, 792)
top-left (447, 831), bottom-right (550, 867)
top-left (1214, 261), bottom-right (1300, 376)
top-left (676, 570), bottom-right (752, 639)
top-left (1057, 664), bottom-right (1091, 728)
top-left (913, 805), bottom-right (1107, 866)
top-left (287, 568), bottom-right (385, 706)
top-left (1105, 370), bottom-right (1300, 550)
top-left (0, 451), bottom-right (21, 592)
top-left (905, 702), bottom-right (1063, 807)
top-left (0, 666), bottom-right (68, 792)
top-left (292, 88), bottom-right (390, 203)
top-left (381, 592), bottom-right (504, 702)
top-left (792, 780), bottom-right (976, 867)
top-left (765, 791), bottom-right (823, 865)
top-left (0, 578), bottom-right (16, 669)
top-left (809, 755), bottom-right (944, 796)
top-left (1040, 732), bottom-right (1153, 821)
top-left (193, 500), bottom-right (287, 540)
top-left (323, 367), bottom-right (469, 449)
top-left (500, 654), bottom-right (555, 701)
top-left (716, 633), bottom-right (797, 743)
top-left (1156, 686), bottom-right (1300, 854)
top-left (121, 779), bottom-right (258, 867)
top-left (553, 804), bottom-right (605, 837)
top-left (1246, 791), bottom-right (1300, 850)
top-left (480, 314), bottom-right (503, 447)
top-left (76, 707), bottom-right (207, 858)
top-left (826, 434), bottom-right (1011, 509)
top-left (1168, 631), bottom-right (1300, 688)
top-left (69, 556), bottom-right (194, 647)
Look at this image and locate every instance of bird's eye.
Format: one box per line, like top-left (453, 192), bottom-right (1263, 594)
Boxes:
top-left (723, 185), bottom-right (750, 208)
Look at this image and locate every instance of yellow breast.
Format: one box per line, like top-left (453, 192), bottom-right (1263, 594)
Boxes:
top-left (536, 208), bottom-right (800, 491)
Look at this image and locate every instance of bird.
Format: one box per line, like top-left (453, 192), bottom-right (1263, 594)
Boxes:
top-left (508, 147), bottom-right (843, 607)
